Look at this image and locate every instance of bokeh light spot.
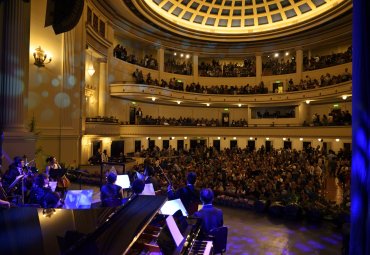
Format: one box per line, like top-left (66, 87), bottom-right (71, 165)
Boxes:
top-left (67, 75), bottom-right (76, 88)
top-left (51, 78), bottom-right (60, 87)
top-left (41, 91), bottom-right (49, 98)
top-left (54, 92), bottom-right (71, 108)
top-left (40, 109), bottom-right (54, 121)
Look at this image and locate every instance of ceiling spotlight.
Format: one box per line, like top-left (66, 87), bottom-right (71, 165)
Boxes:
top-left (184, 136), bottom-right (187, 140)
top-left (180, 53), bottom-right (184, 57)
top-left (342, 95), bottom-right (348, 100)
top-left (217, 137), bottom-right (221, 140)
top-left (186, 54), bottom-right (190, 59)
top-left (176, 101), bottom-right (181, 104)
top-left (266, 137), bottom-right (270, 140)
top-left (274, 53), bottom-right (279, 58)
top-left (174, 52), bottom-right (177, 56)
top-left (206, 103), bottom-right (210, 107)
top-left (336, 138), bottom-right (340, 142)
top-left (299, 138), bottom-right (303, 141)
top-left (132, 102), bottom-right (136, 104)
top-left (233, 137), bottom-right (237, 140)
top-left (158, 137), bottom-right (162, 140)
top-left (152, 97), bottom-right (156, 101)
top-left (238, 104), bottom-right (242, 107)
top-left (285, 52), bottom-right (289, 56)
top-left (306, 100), bottom-right (311, 104)
top-left (146, 137), bottom-right (149, 140)
top-left (249, 137), bottom-right (254, 140)
top-left (171, 137), bottom-right (175, 140)
top-left (283, 138), bottom-right (286, 141)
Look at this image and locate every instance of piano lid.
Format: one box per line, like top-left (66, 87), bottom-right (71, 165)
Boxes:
top-left (65, 195), bottom-right (167, 255)
top-left (0, 195), bottom-right (167, 255)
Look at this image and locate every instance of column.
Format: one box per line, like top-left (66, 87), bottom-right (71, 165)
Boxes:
top-left (255, 53), bottom-right (262, 84)
top-left (157, 47), bottom-right (164, 80)
top-left (0, 0), bottom-right (35, 168)
top-left (350, 0), bottom-right (370, 254)
top-left (296, 48), bottom-right (303, 81)
top-left (192, 54), bottom-right (198, 84)
top-left (1, 0), bottom-right (30, 132)
top-left (98, 60), bottom-right (107, 116)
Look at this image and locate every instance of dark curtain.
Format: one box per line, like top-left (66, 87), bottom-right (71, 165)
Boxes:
top-left (350, 0), bottom-right (370, 254)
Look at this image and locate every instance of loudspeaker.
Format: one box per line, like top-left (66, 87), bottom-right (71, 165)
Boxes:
top-left (45, 0), bottom-right (84, 34)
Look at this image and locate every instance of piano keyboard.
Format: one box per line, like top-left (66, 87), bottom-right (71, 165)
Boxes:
top-left (188, 240), bottom-right (213, 255)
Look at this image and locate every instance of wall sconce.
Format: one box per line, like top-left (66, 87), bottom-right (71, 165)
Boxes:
top-left (33, 46), bottom-right (52, 67)
top-left (87, 51), bottom-right (95, 76)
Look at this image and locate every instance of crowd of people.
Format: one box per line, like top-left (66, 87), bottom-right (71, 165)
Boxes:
top-left (287, 68), bottom-right (352, 92)
top-left (304, 46), bottom-right (352, 71)
top-left (0, 156), bottom-right (68, 208)
top-left (185, 81), bottom-right (268, 95)
top-left (263, 57), bottom-right (296, 75)
top-left (131, 67), bottom-right (350, 96)
top-left (198, 59), bottom-right (256, 77)
top-left (138, 144), bottom-right (350, 221)
top-left (164, 58), bottom-right (192, 75)
top-left (307, 109), bottom-right (352, 126)
top-left (113, 44), bottom-right (158, 70)
top-left (136, 115), bottom-right (248, 127)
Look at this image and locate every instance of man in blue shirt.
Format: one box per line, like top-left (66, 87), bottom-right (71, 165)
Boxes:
top-left (194, 188), bottom-right (223, 236)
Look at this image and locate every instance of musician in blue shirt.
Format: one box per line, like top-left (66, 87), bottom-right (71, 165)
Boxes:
top-left (100, 172), bottom-right (123, 207)
top-left (194, 188), bottom-right (223, 236)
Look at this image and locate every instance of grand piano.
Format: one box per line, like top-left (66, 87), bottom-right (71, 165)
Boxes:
top-left (0, 195), bottom-right (212, 255)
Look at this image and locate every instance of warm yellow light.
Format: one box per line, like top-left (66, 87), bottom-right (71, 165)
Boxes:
top-left (87, 65), bottom-right (95, 76)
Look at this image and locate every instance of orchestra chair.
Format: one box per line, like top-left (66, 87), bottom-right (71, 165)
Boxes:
top-left (208, 226), bottom-right (228, 254)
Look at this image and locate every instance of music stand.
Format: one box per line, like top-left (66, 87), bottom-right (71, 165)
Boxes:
top-left (49, 168), bottom-right (67, 180)
top-left (8, 175), bottom-right (24, 204)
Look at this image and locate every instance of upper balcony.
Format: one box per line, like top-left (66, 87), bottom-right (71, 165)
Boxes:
top-left (110, 80), bottom-right (351, 107)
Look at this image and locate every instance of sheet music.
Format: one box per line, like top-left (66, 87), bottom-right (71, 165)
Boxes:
top-left (49, 181), bottom-right (57, 192)
top-left (116, 175), bottom-right (130, 189)
top-left (160, 199), bottom-right (188, 216)
top-left (141, 183), bottom-right (155, 195)
top-left (166, 215), bottom-right (184, 247)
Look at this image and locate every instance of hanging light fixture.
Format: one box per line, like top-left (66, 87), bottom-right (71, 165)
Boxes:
top-left (87, 51), bottom-right (95, 76)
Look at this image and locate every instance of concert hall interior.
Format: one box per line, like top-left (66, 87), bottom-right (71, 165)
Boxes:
top-left (0, 0), bottom-right (369, 254)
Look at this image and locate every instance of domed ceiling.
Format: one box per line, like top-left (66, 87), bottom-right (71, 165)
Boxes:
top-left (125, 0), bottom-right (351, 41)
